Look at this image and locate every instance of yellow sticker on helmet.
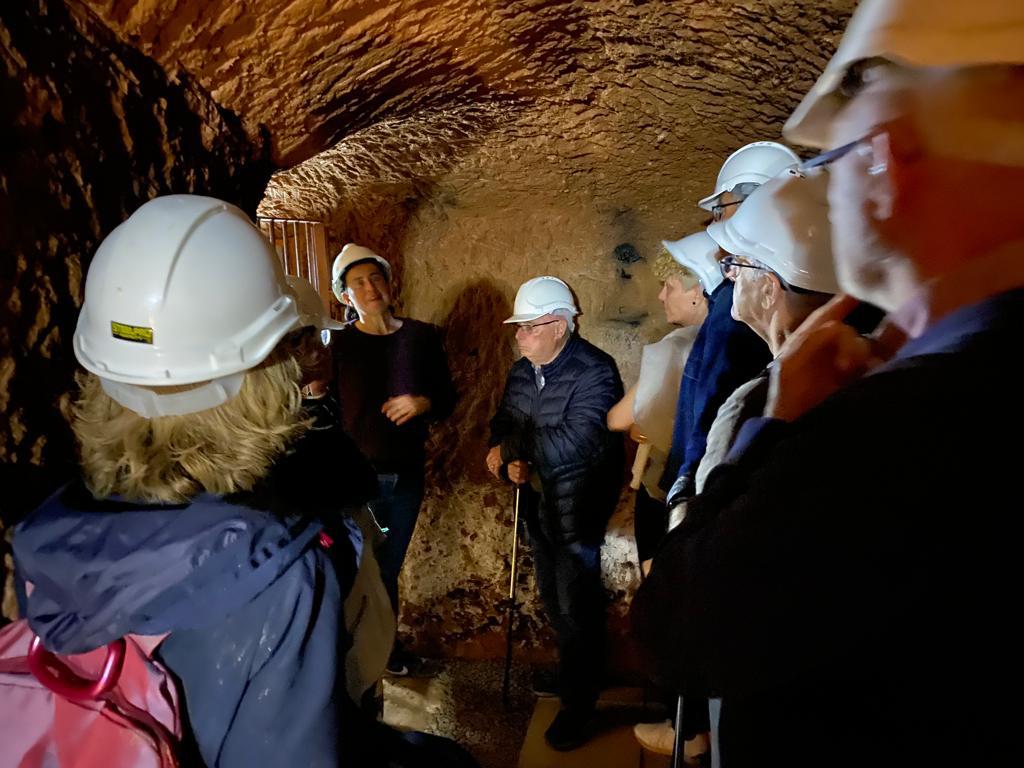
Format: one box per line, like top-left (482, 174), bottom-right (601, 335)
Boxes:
top-left (111, 321), bottom-right (154, 344)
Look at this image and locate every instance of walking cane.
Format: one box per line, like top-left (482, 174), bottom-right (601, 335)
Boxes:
top-left (501, 484), bottom-right (522, 706)
top-left (671, 694), bottom-right (686, 768)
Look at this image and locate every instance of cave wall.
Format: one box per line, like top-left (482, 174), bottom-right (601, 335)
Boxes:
top-left (255, 0), bottom-right (856, 662)
top-left (0, 0), bottom-right (272, 618)
top-left (3, 0), bottom-right (857, 657)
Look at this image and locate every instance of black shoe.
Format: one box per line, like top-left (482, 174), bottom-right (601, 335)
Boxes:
top-left (385, 648), bottom-right (438, 678)
top-left (530, 667), bottom-right (559, 697)
top-left (544, 707), bottom-right (595, 751)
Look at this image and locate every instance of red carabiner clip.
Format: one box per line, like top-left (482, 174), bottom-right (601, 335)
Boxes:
top-left (27, 634), bottom-right (126, 701)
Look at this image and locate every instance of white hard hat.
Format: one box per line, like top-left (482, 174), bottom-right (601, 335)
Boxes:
top-left (503, 276), bottom-right (578, 324)
top-left (73, 194), bottom-right (308, 418)
top-left (784, 0), bottom-right (1024, 148)
top-left (698, 141), bottom-right (801, 211)
top-left (661, 231), bottom-right (724, 295)
top-left (286, 276), bottom-right (346, 333)
top-left (707, 168), bottom-right (839, 295)
top-left (331, 243), bottom-right (392, 301)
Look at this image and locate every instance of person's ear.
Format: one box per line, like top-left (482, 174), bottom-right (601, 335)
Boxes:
top-left (339, 289), bottom-right (353, 307)
top-left (762, 273), bottom-right (783, 311)
top-left (555, 319), bottom-right (568, 340)
top-left (866, 118), bottom-right (922, 222)
top-left (864, 131), bottom-right (895, 221)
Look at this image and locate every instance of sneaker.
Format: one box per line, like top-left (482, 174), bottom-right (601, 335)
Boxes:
top-left (544, 707), bottom-right (595, 751)
top-left (633, 720), bottom-right (674, 756)
top-left (530, 667), bottom-right (559, 698)
top-left (385, 648), bottom-right (437, 678)
top-left (633, 722), bottom-right (709, 764)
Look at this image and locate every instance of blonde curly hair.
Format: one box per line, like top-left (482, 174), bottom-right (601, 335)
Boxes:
top-left (71, 337), bottom-right (316, 504)
top-left (652, 250), bottom-right (699, 289)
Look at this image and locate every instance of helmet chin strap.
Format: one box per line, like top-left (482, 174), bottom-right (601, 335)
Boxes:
top-left (100, 373), bottom-right (245, 418)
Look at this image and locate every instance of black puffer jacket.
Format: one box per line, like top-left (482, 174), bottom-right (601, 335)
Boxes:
top-left (489, 335), bottom-right (624, 544)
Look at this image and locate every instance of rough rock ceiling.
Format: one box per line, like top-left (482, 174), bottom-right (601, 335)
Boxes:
top-left (82, 1), bottom-right (855, 185)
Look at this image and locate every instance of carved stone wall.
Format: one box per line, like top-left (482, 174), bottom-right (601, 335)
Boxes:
top-left (0, 0), bottom-right (271, 617)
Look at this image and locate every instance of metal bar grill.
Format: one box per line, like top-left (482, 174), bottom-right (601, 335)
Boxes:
top-left (256, 216), bottom-right (331, 313)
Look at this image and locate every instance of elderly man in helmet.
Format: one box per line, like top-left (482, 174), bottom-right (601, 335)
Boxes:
top-left (694, 168), bottom-right (847, 493)
top-left (486, 276), bottom-right (624, 751)
top-left (8, 196), bottom-right (478, 768)
top-left (633, 0), bottom-right (1024, 765)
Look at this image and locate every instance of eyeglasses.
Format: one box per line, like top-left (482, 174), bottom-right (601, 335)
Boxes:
top-left (799, 138), bottom-right (863, 172)
top-left (514, 319), bottom-right (560, 335)
top-left (710, 181), bottom-right (759, 222)
top-left (719, 254), bottom-right (827, 296)
top-left (719, 254), bottom-right (769, 280)
top-left (711, 199), bottom-right (742, 222)
top-left (800, 132), bottom-right (887, 176)
top-left (799, 59), bottom-right (904, 173)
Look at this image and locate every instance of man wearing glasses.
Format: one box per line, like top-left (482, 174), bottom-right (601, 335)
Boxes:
top-left (634, 0), bottom-right (1024, 765)
top-left (486, 276), bottom-right (624, 751)
top-left (695, 167), bottom-right (841, 498)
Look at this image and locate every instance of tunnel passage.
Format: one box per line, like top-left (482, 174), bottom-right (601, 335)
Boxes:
top-left (2, 1), bottom-right (853, 762)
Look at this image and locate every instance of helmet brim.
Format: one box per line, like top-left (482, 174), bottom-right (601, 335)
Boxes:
top-left (697, 190), bottom-right (723, 212)
top-left (706, 220), bottom-right (749, 260)
top-left (502, 312), bottom-right (547, 324)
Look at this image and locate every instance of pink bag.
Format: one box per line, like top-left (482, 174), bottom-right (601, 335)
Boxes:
top-left (0, 620), bottom-right (182, 768)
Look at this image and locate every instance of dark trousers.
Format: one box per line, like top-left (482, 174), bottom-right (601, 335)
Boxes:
top-left (526, 498), bottom-right (607, 711)
top-left (680, 690), bottom-right (711, 740)
top-left (370, 471), bottom-right (425, 613)
top-left (634, 484), bottom-right (668, 563)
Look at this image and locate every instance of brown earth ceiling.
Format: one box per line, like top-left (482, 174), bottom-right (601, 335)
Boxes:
top-left (81, 1), bottom-right (855, 184)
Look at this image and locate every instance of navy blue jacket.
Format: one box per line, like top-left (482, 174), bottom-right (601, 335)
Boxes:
top-left (489, 335), bottom-right (624, 544)
top-left (11, 425), bottom-right (416, 768)
top-left (662, 280), bottom-right (771, 501)
top-left (633, 288), bottom-right (1024, 767)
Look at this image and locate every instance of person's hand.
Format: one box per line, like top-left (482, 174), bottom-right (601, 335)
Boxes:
top-left (507, 460), bottom-right (530, 486)
top-left (767, 295), bottom-right (889, 422)
top-left (381, 395), bottom-right (431, 426)
top-left (667, 501), bottom-right (688, 532)
top-left (486, 445), bottom-right (503, 478)
top-left (301, 379), bottom-right (329, 399)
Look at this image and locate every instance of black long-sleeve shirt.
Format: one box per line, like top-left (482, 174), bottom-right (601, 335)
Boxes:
top-left (332, 319), bottom-right (456, 473)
